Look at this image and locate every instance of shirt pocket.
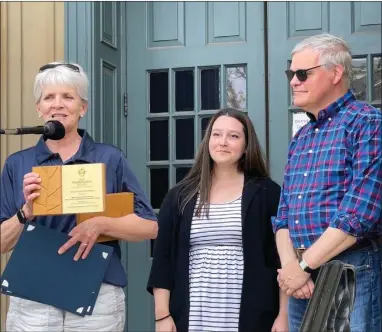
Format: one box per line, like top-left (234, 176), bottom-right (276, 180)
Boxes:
top-left (314, 154), bottom-right (349, 192)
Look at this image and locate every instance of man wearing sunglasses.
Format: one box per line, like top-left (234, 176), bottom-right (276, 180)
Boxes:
top-left (272, 33), bottom-right (382, 332)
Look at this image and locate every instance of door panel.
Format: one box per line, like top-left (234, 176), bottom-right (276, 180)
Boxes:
top-left (268, 1), bottom-right (382, 185)
top-left (126, 2), bottom-right (265, 330)
top-left (93, 2), bottom-right (125, 149)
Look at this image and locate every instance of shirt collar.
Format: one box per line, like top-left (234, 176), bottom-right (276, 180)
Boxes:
top-left (306, 89), bottom-right (356, 123)
top-left (35, 129), bottom-right (96, 165)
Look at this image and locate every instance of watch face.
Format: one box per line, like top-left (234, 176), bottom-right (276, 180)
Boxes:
top-left (299, 259), bottom-right (308, 270)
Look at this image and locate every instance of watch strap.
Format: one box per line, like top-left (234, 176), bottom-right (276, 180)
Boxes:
top-left (16, 208), bottom-right (27, 224)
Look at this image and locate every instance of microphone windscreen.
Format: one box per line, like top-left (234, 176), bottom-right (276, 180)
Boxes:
top-left (44, 121), bottom-right (65, 140)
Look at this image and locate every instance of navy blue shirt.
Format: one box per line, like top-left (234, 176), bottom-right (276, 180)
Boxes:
top-left (0, 130), bottom-right (157, 287)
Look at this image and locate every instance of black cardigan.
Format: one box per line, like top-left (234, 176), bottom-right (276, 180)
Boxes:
top-left (147, 176), bottom-right (282, 332)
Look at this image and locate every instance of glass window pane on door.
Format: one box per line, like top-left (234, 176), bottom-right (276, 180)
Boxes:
top-left (175, 167), bottom-right (191, 183)
top-left (226, 66), bottom-right (247, 109)
top-left (150, 71), bottom-right (169, 113)
top-left (201, 68), bottom-right (220, 110)
top-left (175, 70), bottom-right (194, 112)
top-left (175, 118), bottom-right (194, 160)
top-left (201, 116), bottom-right (213, 141)
top-left (350, 57), bottom-right (367, 101)
top-left (149, 120), bottom-right (169, 161)
top-left (150, 168), bottom-right (168, 209)
top-left (373, 56), bottom-right (381, 102)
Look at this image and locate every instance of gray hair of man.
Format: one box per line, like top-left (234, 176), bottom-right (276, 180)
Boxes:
top-left (33, 62), bottom-right (89, 103)
top-left (291, 33), bottom-right (352, 86)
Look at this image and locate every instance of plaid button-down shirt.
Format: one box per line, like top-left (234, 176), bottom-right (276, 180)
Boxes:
top-left (272, 90), bottom-right (382, 249)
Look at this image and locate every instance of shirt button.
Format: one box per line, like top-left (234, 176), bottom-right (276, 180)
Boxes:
top-left (300, 244), bottom-right (305, 249)
top-left (298, 195), bottom-right (302, 199)
top-left (328, 117), bottom-right (332, 121)
top-left (309, 149), bottom-right (313, 153)
top-left (315, 128), bottom-right (319, 132)
top-left (304, 172), bottom-right (307, 176)
top-left (295, 220), bottom-right (299, 224)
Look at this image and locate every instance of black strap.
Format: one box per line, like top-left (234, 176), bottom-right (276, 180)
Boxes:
top-left (16, 208), bottom-right (27, 224)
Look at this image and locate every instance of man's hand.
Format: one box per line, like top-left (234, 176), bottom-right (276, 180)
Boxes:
top-left (277, 259), bottom-right (311, 295)
top-left (58, 216), bottom-right (106, 261)
top-left (292, 278), bottom-right (315, 299)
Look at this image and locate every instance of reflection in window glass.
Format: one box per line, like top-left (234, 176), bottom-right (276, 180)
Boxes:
top-left (176, 118), bottom-right (194, 160)
top-left (373, 57), bottom-right (381, 101)
top-left (350, 58), bottom-right (367, 101)
top-left (201, 68), bottom-right (220, 110)
top-left (150, 72), bottom-right (169, 113)
top-left (176, 167), bottom-right (191, 183)
top-left (176, 70), bottom-right (194, 112)
top-left (226, 66), bottom-right (247, 109)
top-left (150, 120), bottom-right (168, 161)
top-left (150, 168), bottom-right (168, 209)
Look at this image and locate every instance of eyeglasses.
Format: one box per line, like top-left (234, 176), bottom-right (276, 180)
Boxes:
top-left (285, 65), bottom-right (324, 82)
top-left (39, 63), bottom-right (80, 73)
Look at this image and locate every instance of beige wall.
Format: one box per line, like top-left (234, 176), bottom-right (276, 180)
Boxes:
top-left (0, 2), bottom-right (64, 330)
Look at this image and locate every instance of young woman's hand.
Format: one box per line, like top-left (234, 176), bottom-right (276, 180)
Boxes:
top-left (271, 312), bottom-right (288, 332)
top-left (156, 315), bottom-right (177, 332)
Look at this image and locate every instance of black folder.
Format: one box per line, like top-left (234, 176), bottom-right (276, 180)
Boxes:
top-left (0, 223), bottom-right (113, 316)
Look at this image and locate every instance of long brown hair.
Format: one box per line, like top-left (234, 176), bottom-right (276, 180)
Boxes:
top-left (177, 108), bottom-right (269, 217)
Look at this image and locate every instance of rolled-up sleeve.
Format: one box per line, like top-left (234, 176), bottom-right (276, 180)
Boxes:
top-left (1, 161), bottom-right (17, 224)
top-left (329, 114), bottom-right (382, 237)
top-left (116, 154), bottom-right (157, 221)
top-left (272, 181), bottom-right (289, 233)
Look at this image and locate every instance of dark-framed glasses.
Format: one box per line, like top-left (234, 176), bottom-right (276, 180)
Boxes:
top-left (285, 65), bottom-right (324, 82)
top-left (39, 63), bottom-right (80, 73)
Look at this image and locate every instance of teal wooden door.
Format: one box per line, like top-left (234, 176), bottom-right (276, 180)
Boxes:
top-left (66, 3), bottom-right (128, 330)
top-left (125, 1), bottom-right (266, 330)
top-left (268, 1), bottom-right (382, 185)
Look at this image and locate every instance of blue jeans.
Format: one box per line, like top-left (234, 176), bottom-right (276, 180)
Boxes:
top-left (288, 242), bottom-right (382, 332)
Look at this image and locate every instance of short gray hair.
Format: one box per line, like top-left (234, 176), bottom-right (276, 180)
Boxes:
top-left (34, 62), bottom-right (89, 103)
top-left (292, 33), bottom-right (352, 79)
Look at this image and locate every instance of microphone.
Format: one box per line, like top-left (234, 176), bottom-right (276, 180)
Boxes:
top-left (0, 120), bottom-right (65, 140)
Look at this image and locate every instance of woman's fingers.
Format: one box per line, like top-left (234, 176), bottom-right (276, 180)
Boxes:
top-left (23, 174), bottom-right (41, 185)
top-left (27, 192), bottom-right (40, 201)
top-left (81, 240), bottom-right (96, 259)
top-left (24, 183), bottom-right (41, 194)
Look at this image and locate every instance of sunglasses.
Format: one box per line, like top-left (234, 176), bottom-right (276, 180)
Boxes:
top-left (285, 65), bottom-right (324, 82)
top-left (39, 63), bottom-right (80, 73)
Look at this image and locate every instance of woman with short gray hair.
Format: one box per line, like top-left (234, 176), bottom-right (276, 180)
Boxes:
top-left (0, 62), bottom-right (158, 331)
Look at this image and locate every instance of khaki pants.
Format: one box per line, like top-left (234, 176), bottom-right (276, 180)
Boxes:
top-left (6, 283), bottom-right (126, 332)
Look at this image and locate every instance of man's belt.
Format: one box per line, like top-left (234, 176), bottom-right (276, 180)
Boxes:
top-left (295, 235), bottom-right (382, 259)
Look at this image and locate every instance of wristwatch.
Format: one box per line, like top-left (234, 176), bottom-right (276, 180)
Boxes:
top-left (16, 208), bottom-right (27, 225)
top-left (298, 258), bottom-right (314, 274)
